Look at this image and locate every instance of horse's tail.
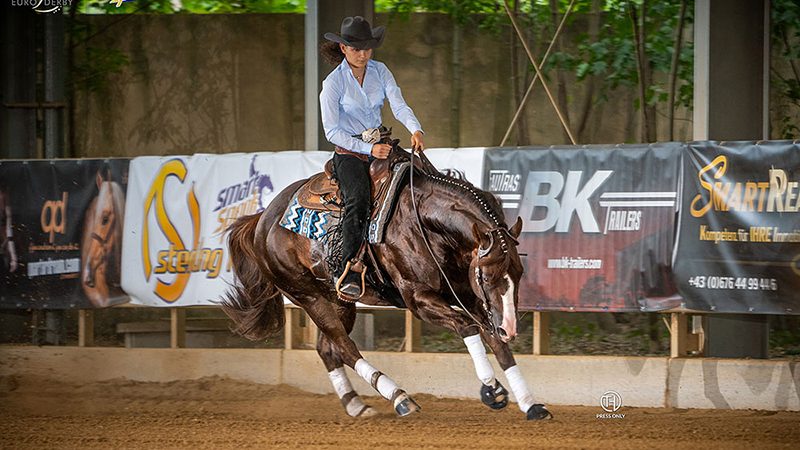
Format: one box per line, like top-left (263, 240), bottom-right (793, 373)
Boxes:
top-left (221, 212), bottom-right (285, 341)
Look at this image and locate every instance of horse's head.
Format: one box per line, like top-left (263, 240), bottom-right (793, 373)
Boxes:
top-left (469, 217), bottom-right (524, 343)
top-left (81, 170), bottom-right (124, 307)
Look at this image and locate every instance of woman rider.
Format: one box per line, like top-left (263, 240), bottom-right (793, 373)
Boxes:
top-left (320, 16), bottom-right (425, 298)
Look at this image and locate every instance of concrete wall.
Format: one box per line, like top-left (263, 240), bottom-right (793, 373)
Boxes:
top-left (73, 13), bottom-right (692, 157)
top-left (2, 346), bottom-right (798, 411)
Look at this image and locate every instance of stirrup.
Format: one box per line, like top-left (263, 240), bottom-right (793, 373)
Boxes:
top-left (335, 260), bottom-right (366, 301)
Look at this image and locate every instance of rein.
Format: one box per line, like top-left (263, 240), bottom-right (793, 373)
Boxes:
top-left (407, 147), bottom-right (490, 336)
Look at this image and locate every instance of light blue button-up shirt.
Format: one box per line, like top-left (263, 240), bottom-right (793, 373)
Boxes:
top-left (320, 59), bottom-right (423, 155)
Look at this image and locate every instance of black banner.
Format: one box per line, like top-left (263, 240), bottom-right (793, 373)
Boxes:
top-left (674, 141), bottom-right (800, 314)
top-left (0, 159), bottom-right (130, 309)
top-left (485, 144), bottom-right (683, 312)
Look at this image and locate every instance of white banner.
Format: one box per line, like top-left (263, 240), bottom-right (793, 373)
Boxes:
top-left (423, 147), bottom-right (486, 187)
top-left (122, 151), bottom-right (330, 306)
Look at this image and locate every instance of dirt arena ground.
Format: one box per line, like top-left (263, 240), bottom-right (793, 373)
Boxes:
top-left (1, 376), bottom-right (798, 449)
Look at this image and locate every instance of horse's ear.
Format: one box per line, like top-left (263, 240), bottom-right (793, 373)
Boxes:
top-left (509, 217), bottom-right (523, 239)
top-left (472, 223), bottom-right (486, 247)
top-left (471, 223), bottom-right (483, 245)
top-left (96, 171), bottom-right (103, 189)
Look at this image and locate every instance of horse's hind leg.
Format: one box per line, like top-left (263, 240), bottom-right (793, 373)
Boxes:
top-left (317, 302), bottom-right (378, 418)
top-left (299, 294), bottom-right (420, 417)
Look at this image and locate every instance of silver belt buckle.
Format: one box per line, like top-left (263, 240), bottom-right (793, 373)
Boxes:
top-left (360, 128), bottom-right (381, 144)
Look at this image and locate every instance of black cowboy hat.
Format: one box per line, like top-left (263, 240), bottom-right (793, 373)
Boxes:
top-left (324, 16), bottom-right (385, 50)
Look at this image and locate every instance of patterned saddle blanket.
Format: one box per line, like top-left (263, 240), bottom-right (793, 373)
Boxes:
top-left (279, 151), bottom-right (411, 243)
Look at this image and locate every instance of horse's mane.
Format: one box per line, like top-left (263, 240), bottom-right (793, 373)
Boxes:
top-left (423, 171), bottom-right (506, 230)
top-left (109, 181), bottom-right (126, 241)
top-left (420, 170), bottom-right (514, 272)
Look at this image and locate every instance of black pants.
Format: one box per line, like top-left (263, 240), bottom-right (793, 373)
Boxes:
top-left (333, 153), bottom-right (371, 276)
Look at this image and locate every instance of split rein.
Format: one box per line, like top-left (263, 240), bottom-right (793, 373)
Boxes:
top-left (407, 147), bottom-right (504, 338)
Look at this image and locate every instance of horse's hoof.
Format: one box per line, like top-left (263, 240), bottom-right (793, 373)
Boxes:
top-left (480, 380), bottom-right (509, 410)
top-left (393, 391), bottom-right (421, 417)
top-left (526, 404), bottom-right (553, 421)
top-left (357, 406), bottom-right (379, 418)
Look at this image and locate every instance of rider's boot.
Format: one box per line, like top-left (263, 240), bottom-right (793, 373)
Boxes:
top-left (335, 260), bottom-right (364, 299)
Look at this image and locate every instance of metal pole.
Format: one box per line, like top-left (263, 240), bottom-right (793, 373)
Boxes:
top-left (305, 0), bottom-right (319, 151)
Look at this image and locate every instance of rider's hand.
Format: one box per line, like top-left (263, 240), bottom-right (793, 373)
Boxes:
top-left (411, 130), bottom-right (425, 153)
top-left (371, 143), bottom-right (392, 159)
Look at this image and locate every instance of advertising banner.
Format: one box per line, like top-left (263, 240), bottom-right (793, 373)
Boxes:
top-left (485, 144), bottom-right (683, 312)
top-left (122, 151), bottom-right (330, 306)
top-left (674, 141), bottom-right (800, 314)
top-left (0, 159), bottom-right (130, 309)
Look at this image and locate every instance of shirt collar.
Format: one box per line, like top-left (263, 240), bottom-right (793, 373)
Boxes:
top-left (338, 58), bottom-right (375, 78)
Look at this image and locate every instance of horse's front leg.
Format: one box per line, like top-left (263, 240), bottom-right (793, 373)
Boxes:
top-left (481, 330), bottom-right (553, 420)
top-left (404, 290), bottom-right (507, 410)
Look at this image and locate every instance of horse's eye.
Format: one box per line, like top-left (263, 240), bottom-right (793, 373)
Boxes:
top-left (102, 215), bottom-right (110, 225)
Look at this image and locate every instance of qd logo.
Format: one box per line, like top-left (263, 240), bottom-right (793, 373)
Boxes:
top-left (41, 192), bottom-right (68, 243)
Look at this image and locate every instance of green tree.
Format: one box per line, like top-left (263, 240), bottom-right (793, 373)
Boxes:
top-left (771, 0), bottom-right (800, 139)
top-left (382, 0), bottom-right (694, 144)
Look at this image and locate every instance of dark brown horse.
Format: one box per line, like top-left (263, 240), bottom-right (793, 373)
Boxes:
top-left (222, 146), bottom-right (552, 420)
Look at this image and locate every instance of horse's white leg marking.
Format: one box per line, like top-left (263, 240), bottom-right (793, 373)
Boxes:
top-left (500, 275), bottom-right (517, 341)
top-left (504, 365), bottom-right (535, 413)
top-left (463, 334), bottom-right (496, 386)
top-left (354, 359), bottom-right (401, 402)
top-left (328, 367), bottom-right (372, 417)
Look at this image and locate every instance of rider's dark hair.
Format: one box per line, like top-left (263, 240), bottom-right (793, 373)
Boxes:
top-left (320, 40), bottom-right (344, 65)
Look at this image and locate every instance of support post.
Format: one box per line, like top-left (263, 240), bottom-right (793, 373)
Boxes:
top-left (303, 311), bottom-right (319, 349)
top-left (533, 311), bottom-right (550, 355)
top-left (285, 307), bottom-right (317, 350)
top-left (692, 0), bottom-right (770, 359)
top-left (284, 305), bottom-right (296, 350)
top-left (670, 313), bottom-right (689, 358)
top-left (170, 308), bottom-right (186, 349)
top-left (78, 309), bottom-right (94, 347)
top-left (404, 310), bottom-right (422, 352)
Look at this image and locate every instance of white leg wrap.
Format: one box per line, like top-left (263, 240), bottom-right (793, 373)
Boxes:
top-left (463, 334), bottom-right (496, 386)
top-left (505, 365), bottom-right (535, 413)
top-left (328, 367), bottom-right (368, 417)
top-left (354, 358), bottom-right (399, 400)
top-left (328, 367), bottom-right (354, 397)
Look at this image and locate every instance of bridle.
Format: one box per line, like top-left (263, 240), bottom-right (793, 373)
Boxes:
top-left (408, 147), bottom-right (511, 337)
top-left (86, 203), bottom-right (117, 280)
top-left (475, 227), bottom-right (518, 339)
top-left (90, 213), bottom-right (116, 247)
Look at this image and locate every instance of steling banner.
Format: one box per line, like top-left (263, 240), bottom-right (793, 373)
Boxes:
top-left (122, 151), bottom-right (330, 307)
